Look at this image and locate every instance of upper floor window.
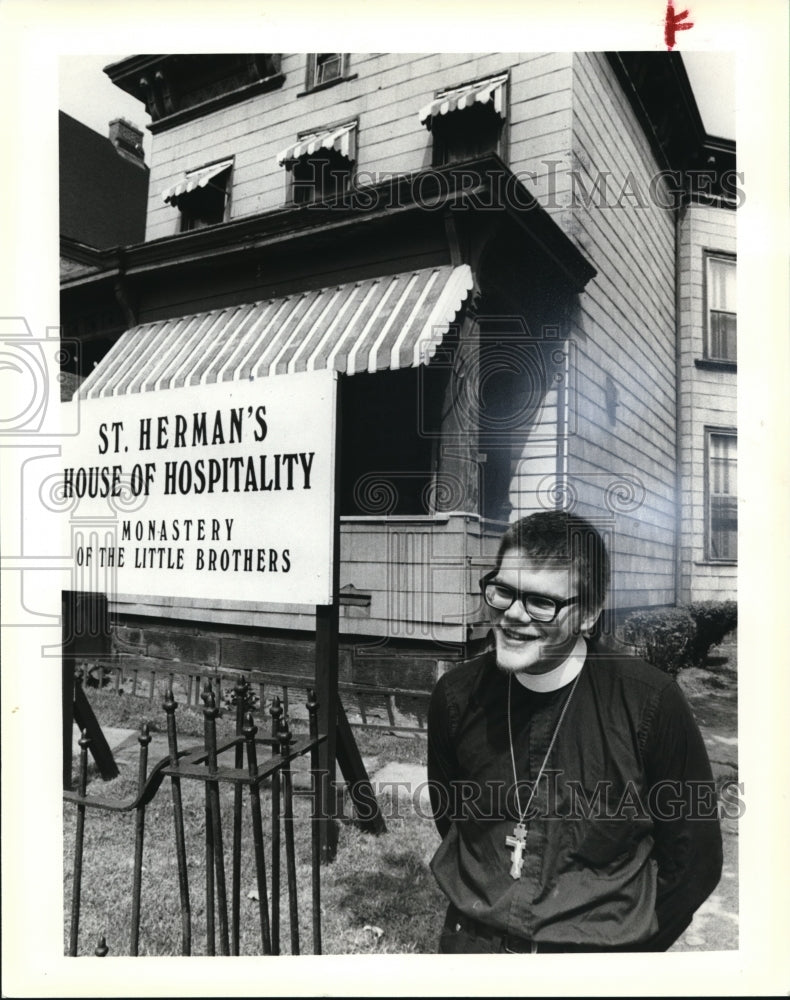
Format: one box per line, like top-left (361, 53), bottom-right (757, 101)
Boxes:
top-left (306, 54), bottom-right (349, 91)
top-left (277, 122), bottom-right (357, 205)
top-left (291, 152), bottom-right (350, 205)
top-left (706, 429), bottom-right (737, 562)
top-left (419, 73), bottom-right (508, 166)
top-left (705, 254), bottom-right (736, 362)
top-left (162, 158), bottom-right (233, 232)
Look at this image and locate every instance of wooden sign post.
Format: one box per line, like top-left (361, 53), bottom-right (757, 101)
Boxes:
top-left (315, 376), bottom-right (385, 861)
top-left (62, 591), bottom-right (118, 788)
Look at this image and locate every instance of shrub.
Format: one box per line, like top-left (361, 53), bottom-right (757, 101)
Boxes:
top-left (622, 608), bottom-right (696, 677)
top-left (622, 601), bottom-right (737, 676)
top-left (688, 600), bottom-right (738, 665)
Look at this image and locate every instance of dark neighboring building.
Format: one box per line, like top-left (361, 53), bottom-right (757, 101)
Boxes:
top-left (60, 111), bottom-right (148, 251)
top-left (59, 112), bottom-right (149, 392)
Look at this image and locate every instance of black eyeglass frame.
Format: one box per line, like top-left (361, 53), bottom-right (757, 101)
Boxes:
top-left (479, 569), bottom-right (581, 623)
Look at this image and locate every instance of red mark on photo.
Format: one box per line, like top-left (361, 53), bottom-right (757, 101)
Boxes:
top-left (665, 2), bottom-right (694, 50)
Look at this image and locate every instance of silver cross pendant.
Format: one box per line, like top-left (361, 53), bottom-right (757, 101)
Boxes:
top-left (505, 822), bottom-right (528, 879)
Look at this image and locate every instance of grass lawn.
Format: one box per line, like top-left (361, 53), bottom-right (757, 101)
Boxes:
top-left (64, 686), bottom-right (444, 957)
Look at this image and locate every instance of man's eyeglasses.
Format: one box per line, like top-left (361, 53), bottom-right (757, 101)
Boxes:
top-left (480, 570), bottom-right (581, 623)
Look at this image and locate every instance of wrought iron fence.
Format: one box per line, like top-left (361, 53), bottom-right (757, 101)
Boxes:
top-left (63, 677), bottom-right (325, 956)
top-left (81, 659), bottom-right (431, 734)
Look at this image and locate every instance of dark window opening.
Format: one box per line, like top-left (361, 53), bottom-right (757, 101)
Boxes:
top-left (340, 367), bottom-right (443, 517)
top-left (178, 165), bottom-right (232, 231)
top-left (291, 150), bottom-right (352, 205)
top-left (432, 102), bottom-right (505, 166)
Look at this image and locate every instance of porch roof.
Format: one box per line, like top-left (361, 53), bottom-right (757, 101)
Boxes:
top-left (75, 263), bottom-right (474, 399)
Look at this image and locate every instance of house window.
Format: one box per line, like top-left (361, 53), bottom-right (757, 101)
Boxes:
top-left (433, 103), bottom-right (505, 166)
top-left (706, 430), bottom-right (737, 562)
top-left (306, 54), bottom-right (348, 90)
top-left (277, 122), bottom-right (357, 206)
top-left (420, 73), bottom-right (508, 166)
top-left (292, 150), bottom-right (351, 204)
top-left (162, 159), bottom-right (233, 232)
top-left (179, 165), bottom-right (231, 231)
top-left (705, 254), bottom-right (736, 362)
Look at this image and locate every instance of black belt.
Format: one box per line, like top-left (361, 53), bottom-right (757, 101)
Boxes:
top-left (449, 909), bottom-right (590, 954)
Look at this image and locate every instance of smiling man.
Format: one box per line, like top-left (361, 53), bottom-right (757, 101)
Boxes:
top-left (427, 510), bottom-right (723, 953)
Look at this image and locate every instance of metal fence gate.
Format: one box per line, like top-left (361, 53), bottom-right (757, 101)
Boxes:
top-left (64, 677), bottom-right (325, 956)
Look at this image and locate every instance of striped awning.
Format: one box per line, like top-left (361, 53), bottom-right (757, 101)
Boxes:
top-left (277, 122), bottom-right (357, 167)
top-left (419, 73), bottom-right (508, 129)
top-left (77, 264), bottom-right (474, 399)
top-left (161, 159), bottom-right (234, 205)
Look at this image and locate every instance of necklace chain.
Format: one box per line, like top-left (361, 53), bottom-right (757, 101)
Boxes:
top-left (507, 669), bottom-right (582, 825)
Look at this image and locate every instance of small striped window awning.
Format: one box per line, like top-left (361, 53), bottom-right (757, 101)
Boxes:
top-left (161, 159), bottom-right (234, 205)
top-left (277, 122), bottom-right (357, 167)
top-left (77, 264), bottom-right (474, 399)
top-left (419, 73), bottom-right (508, 129)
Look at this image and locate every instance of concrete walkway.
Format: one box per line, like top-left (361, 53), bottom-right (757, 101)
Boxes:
top-left (72, 725), bottom-right (138, 760)
top-left (673, 651), bottom-right (739, 951)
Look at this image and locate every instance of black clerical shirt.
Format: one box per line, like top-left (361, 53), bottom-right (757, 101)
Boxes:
top-left (427, 643), bottom-right (723, 951)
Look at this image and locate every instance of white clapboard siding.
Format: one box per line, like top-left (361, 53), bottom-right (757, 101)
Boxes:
top-left (566, 53), bottom-right (677, 609)
top-left (676, 203), bottom-right (737, 600)
top-left (108, 513), bottom-right (504, 641)
top-left (145, 54), bottom-right (577, 241)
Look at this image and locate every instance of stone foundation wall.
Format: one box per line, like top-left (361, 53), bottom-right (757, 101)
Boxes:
top-left (111, 614), bottom-right (467, 698)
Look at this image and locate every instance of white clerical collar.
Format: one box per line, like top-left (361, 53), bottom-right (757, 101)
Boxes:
top-left (514, 636), bottom-right (587, 693)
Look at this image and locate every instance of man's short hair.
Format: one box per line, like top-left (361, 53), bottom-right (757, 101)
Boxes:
top-left (495, 510), bottom-right (610, 615)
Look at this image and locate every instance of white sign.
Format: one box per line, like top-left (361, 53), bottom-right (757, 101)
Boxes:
top-left (61, 369), bottom-right (337, 605)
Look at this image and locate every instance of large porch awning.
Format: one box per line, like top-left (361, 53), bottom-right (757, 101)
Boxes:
top-left (76, 263), bottom-right (474, 399)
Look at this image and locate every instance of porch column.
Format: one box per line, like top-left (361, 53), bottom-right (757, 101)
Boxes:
top-left (432, 291), bottom-right (481, 517)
